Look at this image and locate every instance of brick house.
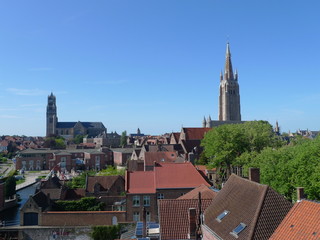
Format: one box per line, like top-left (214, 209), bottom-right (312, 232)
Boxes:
top-left (201, 173), bottom-right (293, 240)
top-left (125, 162), bottom-right (211, 222)
top-left (15, 149), bottom-right (112, 172)
top-left (112, 148), bottom-right (134, 166)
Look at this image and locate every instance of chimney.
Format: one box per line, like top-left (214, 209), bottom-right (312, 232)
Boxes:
top-left (249, 168), bottom-right (260, 183)
top-left (297, 187), bottom-right (305, 202)
top-left (188, 208), bottom-right (196, 239)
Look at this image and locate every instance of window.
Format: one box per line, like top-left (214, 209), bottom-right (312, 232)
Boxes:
top-left (230, 223), bottom-right (246, 238)
top-left (146, 211), bottom-right (151, 222)
top-left (157, 193), bottom-right (164, 199)
top-left (133, 212), bottom-right (140, 222)
top-left (133, 196), bottom-right (140, 206)
top-left (60, 157), bottom-right (66, 169)
top-left (143, 196), bottom-right (150, 206)
top-left (216, 210), bottom-right (229, 222)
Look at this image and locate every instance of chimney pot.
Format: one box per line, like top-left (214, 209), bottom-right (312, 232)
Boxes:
top-left (249, 168), bottom-right (260, 183)
top-left (297, 187), bottom-right (305, 202)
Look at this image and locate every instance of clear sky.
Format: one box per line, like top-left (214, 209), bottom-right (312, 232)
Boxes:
top-left (1, 0), bottom-right (320, 136)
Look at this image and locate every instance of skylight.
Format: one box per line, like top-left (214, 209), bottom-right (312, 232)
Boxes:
top-left (216, 210), bottom-right (229, 222)
top-left (230, 223), bottom-right (247, 238)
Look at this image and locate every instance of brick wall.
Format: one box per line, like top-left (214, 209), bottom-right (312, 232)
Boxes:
top-left (126, 194), bottom-right (157, 222)
top-left (41, 211), bottom-right (126, 226)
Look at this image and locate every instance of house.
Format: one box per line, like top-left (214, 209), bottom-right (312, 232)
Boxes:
top-left (270, 199), bottom-right (320, 240)
top-left (112, 148), bottom-right (135, 166)
top-left (125, 162), bottom-right (211, 222)
top-left (201, 171), bottom-right (293, 240)
top-left (20, 191), bottom-right (51, 226)
top-left (158, 184), bottom-right (218, 240)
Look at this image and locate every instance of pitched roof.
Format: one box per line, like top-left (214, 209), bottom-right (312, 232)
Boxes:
top-left (270, 200), bottom-right (320, 240)
top-left (126, 171), bottom-right (155, 194)
top-left (182, 128), bottom-right (211, 140)
top-left (203, 174), bottom-right (292, 240)
top-left (127, 162), bottom-right (211, 194)
top-left (32, 191), bottom-right (50, 210)
top-left (56, 121), bottom-right (105, 129)
top-left (159, 199), bottom-right (212, 240)
top-left (86, 175), bottom-right (124, 193)
top-left (144, 152), bottom-right (177, 166)
top-left (155, 162), bottom-right (211, 189)
top-left (178, 184), bottom-right (218, 200)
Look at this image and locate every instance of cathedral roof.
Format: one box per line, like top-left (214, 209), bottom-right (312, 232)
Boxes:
top-left (56, 121), bottom-right (105, 129)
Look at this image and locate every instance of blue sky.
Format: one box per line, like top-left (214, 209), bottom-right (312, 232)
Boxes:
top-left (1, 1), bottom-right (320, 136)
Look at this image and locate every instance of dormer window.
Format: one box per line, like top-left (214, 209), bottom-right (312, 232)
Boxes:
top-left (216, 210), bottom-right (229, 222)
top-left (230, 223), bottom-right (246, 238)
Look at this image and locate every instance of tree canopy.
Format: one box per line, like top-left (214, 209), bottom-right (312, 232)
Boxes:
top-left (201, 121), bottom-right (282, 184)
top-left (120, 131), bottom-right (127, 147)
top-left (5, 176), bottom-right (16, 199)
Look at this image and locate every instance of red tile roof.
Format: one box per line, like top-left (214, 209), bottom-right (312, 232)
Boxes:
top-left (86, 175), bottom-right (124, 193)
top-left (155, 162), bottom-right (211, 189)
top-left (126, 171), bottom-right (155, 194)
top-left (182, 128), bottom-right (211, 140)
top-left (270, 200), bottom-right (320, 240)
top-left (159, 199), bottom-right (213, 240)
top-left (127, 162), bottom-right (211, 194)
top-left (178, 184), bottom-right (217, 200)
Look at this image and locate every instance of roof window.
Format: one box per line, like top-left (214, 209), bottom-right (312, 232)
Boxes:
top-left (230, 223), bottom-right (246, 238)
top-left (216, 210), bottom-right (229, 222)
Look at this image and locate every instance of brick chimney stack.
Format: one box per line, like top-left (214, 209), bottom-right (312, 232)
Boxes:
top-left (188, 208), bottom-right (196, 239)
top-left (297, 187), bottom-right (305, 202)
top-left (249, 168), bottom-right (260, 183)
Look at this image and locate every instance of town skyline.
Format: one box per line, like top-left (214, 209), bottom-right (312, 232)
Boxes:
top-left (1, 1), bottom-right (320, 136)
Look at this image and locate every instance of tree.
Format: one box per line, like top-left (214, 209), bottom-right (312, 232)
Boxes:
top-left (5, 176), bottom-right (16, 199)
top-left (74, 134), bottom-right (84, 144)
top-left (201, 121), bottom-right (282, 185)
top-left (91, 225), bottom-right (121, 240)
top-left (120, 131), bottom-right (127, 147)
top-left (43, 136), bottom-right (66, 149)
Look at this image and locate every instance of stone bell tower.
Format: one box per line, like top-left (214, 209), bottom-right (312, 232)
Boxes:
top-left (46, 92), bottom-right (58, 136)
top-left (218, 43), bottom-right (241, 121)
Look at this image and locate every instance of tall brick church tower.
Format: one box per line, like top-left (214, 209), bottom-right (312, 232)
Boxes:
top-left (46, 92), bottom-right (58, 136)
top-left (218, 43), bottom-right (241, 121)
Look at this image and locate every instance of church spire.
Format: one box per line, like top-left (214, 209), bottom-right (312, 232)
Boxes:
top-left (224, 42), bottom-right (234, 81)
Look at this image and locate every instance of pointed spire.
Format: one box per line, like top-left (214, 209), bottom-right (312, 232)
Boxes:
top-left (224, 42), bottom-right (234, 81)
top-left (202, 117), bottom-right (207, 128)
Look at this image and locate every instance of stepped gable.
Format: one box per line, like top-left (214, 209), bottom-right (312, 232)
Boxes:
top-left (159, 199), bottom-right (213, 240)
top-left (270, 200), bottom-right (320, 240)
top-left (178, 184), bottom-right (217, 200)
top-left (203, 174), bottom-right (292, 240)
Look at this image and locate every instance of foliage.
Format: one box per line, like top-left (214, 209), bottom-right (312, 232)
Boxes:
top-left (91, 225), bottom-right (121, 240)
top-left (246, 137), bottom-right (320, 201)
top-left (120, 131), bottom-right (127, 147)
top-left (74, 134), bottom-right (84, 144)
top-left (43, 136), bottom-right (66, 149)
top-left (54, 197), bottom-right (105, 211)
top-left (96, 166), bottom-right (125, 176)
top-left (201, 121), bottom-right (282, 183)
top-left (5, 176), bottom-right (16, 199)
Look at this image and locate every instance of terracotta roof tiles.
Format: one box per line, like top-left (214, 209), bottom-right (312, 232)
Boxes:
top-left (270, 200), bottom-right (320, 240)
top-left (178, 184), bottom-right (217, 200)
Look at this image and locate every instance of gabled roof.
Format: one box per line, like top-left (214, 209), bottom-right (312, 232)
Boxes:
top-left (182, 128), bottom-right (211, 140)
top-left (159, 199), bottom-right (213, 240)
top-left (270, 200), bottom-right (320, 240)
top-left (144, 152), bottom-right (177, 166)
top-left (56, 121), bottom-right (105, 129)
top-left (126, 162), bottom-right (211, 194)
top-left (155, 162), bottom-right (211, 189)
top-left (86, 175), bottom-right (124, 193)
top-left (203, 174), bottom-right (292, 240)
top-left (126, 171), bottom-right (155, 194)
top-left (32, 191), bottom-right (50, 210)
top-left (178, 184), bottom-right (218, 200)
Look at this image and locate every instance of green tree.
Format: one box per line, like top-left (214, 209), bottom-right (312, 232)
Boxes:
top-left (91, 225), bottom-right (121, 240)
top-left (74, 134), bottom-right (84, 144)
top-left (120, 131), bottom-right (127, 147)
top-left (5, 176), bottom-right (16, 199)
top-left (43, 136), bottom-right (66, 149)
top-left (201, 121), bottom-right (282, 185)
